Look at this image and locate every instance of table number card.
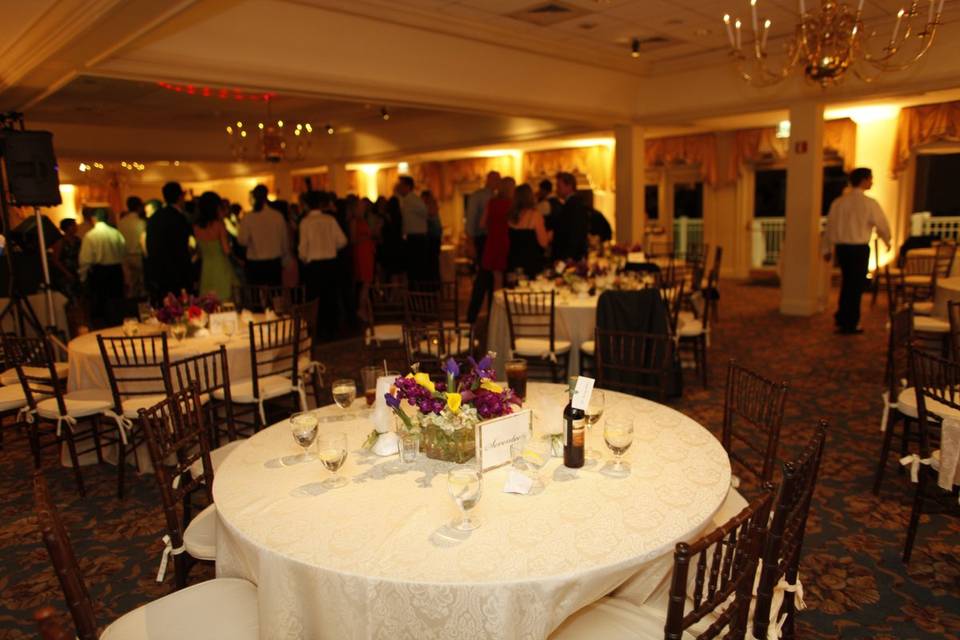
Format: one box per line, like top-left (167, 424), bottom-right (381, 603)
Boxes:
top-left (476, 409), bottom-right (533, 472)
top-left (208, 311), bottom-right (239, 336)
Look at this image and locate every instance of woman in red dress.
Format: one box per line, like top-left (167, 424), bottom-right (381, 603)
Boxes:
top-left (467, 177), bottom-right (514, 322)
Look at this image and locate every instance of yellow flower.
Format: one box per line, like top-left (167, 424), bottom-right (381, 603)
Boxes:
top-left (414, 372), bottom-right (436, 393)
top-left (480, 379), bottom-right (503, 393)
top-left (446, 392), bottom-right (462, 414)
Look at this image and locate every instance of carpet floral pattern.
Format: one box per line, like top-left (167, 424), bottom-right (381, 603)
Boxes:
top-left (0, 280), bottom-right (958, 639)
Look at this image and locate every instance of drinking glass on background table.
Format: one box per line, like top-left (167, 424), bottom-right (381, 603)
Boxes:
top-left (447, 467), bottom-right (482, 531)
top-left (360, 366), bottom-right (380, 407)
top-left (289, 412), bottom-right (318, 463)
top-left (170, 322), bottom-right (187, 342)
top-left (399, 432), bottom-right (420, 463)
top-left (511, 437), bottom-right (551, 490)
top-left (604, 413), bottom-right (634, 473)
top-left (122, 317), bottom-right (140, 337)
top-left (584, 389), bottom-right (605, 460)
top-left (317, 432), bottom-right (349, 488)
top-left (332, 378), bottom-right (357, 410)
top-left (505, 359), bottom-right (528, 401)
top-left (222, 317), bottom-right (237, 339)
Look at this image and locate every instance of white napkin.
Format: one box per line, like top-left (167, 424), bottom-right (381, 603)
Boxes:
top-left (939, 417), bottom-right (960, 492)
top-left (503, 469), bottom-right (534, 495)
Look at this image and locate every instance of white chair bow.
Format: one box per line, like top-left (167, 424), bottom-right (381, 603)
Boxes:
top-left (156, 533), bottom-right (186, 582)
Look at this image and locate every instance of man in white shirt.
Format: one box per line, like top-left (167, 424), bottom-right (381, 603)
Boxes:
top-left (117, 196), bottom-right (146, 298)
top-left (238, 184), bottom-right (289, 287)
top-left (299, 191), bottom-right (347, 340)
top-left (78, 209), bottom-right (127, 328)
top-left (464, 171), bottom-right (499, 268)
top-left (396, 176), bottom-right (430, 286)
top-left (823, 167), bottom-right (892, 334)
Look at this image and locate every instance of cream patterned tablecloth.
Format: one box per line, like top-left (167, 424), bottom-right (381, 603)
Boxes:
top-left (213, 383), bottom-right (731, 640)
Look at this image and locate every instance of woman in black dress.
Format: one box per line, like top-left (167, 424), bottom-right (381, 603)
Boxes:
top-left (507, 183), bottom-right (552, 279)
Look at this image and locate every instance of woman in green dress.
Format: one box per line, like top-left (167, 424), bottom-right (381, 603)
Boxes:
top-left (194, 191), bottom-right (237, 302)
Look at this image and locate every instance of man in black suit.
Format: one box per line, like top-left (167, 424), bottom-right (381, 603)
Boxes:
top-left (551, 172), bottom-right (589, 261)
top-left (145, 181), bottom-right (194, 303)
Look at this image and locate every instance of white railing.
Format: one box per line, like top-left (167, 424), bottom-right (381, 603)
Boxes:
top-left (911, 211), bottom-right (960, 240)
top-left (750, 217), bottom-right (828, 268)
top-left (673, 217), bottom-right (704, 256)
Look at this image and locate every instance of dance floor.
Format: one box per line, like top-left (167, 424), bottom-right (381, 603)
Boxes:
top-left (1, 280), bottom-right (958, 639)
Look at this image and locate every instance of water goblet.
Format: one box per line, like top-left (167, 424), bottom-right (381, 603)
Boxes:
top-left (222, 318), bottom-right (237, 339)
top-left (122, 317), bottom-right (140, 337)
top-left (289, 412), bottom-right (318, 463)
top-left (399, 432), bottom-right (420, 463)
top-left (332, 378), bottom-right (357, 411)
top-left (447, 467), bottom-right (482, 531)
top-left (317, 432), bottom-right (349, 488)
top-left (604, 413), bottom-right (635, 473)
top-left (170, 322), bottom-right (187, 343)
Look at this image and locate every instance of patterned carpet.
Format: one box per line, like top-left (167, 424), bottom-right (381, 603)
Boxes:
top-left (1, 279), bottom-right (958, 639)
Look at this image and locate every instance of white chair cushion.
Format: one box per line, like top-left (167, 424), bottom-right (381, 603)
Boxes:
top-left (119, 394), bottom-right (168, 419)
top-left (904, 274), bottom-right (931, 285)
top-left (183, 503), bottom-right (218, 561)
top-left (36, 389), bottom-right (113, 420)
top-left (678, 310), bottom-right (696, 325)
top-left (711, 486), bottom-right (748, 529)
top-left (514, 337), bottom-right (572, 357)
top-left (0, 384), bottom-right (27, 412)
top-left (897, 387), bottom-right (918, 419)
top-left (912, 301), bottom-right (934, 316)
top-left (580, 340), bottom-right (595, 356)
top-left (213, 375), bottom-right (294, 404)
top-left (678, 318), bottom-right (705, 337)
top-left (0, 362), bottom-right (69, 387)
top-left (369, 323), bottom-right (403, 343)
top-left (190, 439), bottom-right (244, 480)
top-left (101, 577), bottom-right (258, 640)
top-left (914, 315), bottom-right (950, 333)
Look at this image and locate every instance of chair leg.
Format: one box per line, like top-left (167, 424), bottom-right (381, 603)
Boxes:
top-left (873, 411), bottom-right (900, 495)
top-left (902, 471), bottom-right (927, 563)
top-left (900, 418), bottom-right (913, 459)
top-left (64, 431), bottom-right (86, 498)
top-left (174, 553), bottom-right (188, 590)
top-left (117, 438), bottom-right (126, 500)
top-left (311, 374), bottom-right (322, 409)
top-left (91, 416), bottom-right (104, 465)
top-left (28, 423), bottom-right (43, 469)
top-left (699, 336), bottom-right (708, 388)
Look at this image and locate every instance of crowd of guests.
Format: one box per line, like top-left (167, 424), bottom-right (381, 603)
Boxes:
top-left (465, 171), bottom-right (612, 322)
top-left (48, 177), bottom-right (445, 336)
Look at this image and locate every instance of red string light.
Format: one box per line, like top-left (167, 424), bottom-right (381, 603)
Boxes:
top-left (157, 81), bottom-right (275, 101)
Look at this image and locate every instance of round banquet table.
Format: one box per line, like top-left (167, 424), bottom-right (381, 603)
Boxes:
top-left (933, 275), bottom-right (960, 319)
top-left (213, 382), bottom-right (731, 640)
top-left (66, 324), bottom-right (253, 393)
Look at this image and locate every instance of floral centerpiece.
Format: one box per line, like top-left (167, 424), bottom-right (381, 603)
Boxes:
top-left (384, 354), bottom-right (520, 463)
top-left (155, 292), bottom-right (220, 336)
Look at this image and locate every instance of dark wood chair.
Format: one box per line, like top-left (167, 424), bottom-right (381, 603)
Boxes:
top-left (365, 281), bottom-right (407, 346)
top-left (873, 306), bottom-right (918, 495)
top-left (723, 360), bottom-right (788, 486)
top-left (6, 334), bottom-right (111, 497)
top-left (232, 284), bottom-right (305, 312)
top-left (903, 345), bottom-right (960, 563)
top-left (659, 278), bottom-right (686, 338)
top-left (503, 290), bottom-right (570, 383)
top-left (33, 469), bottom-right (260, 638)
top-left (138, 383), bottom-right (217, 588)
top-left (753, 420), bottom-right (827, 640)
top-left (289, 298), bottom-right (325, 409)
top-left (170, 345), bottom-right (238, 445)
top-left (97, 333), bottom-right (172, 498)
top-left (594, 329), bottom-right (673, 401)
top-left (677, 264), bottom-right (716, 389)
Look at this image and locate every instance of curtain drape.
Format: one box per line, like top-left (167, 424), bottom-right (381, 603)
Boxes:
top-left (406, 157), bottom-right (515, 201)
top-left (645, 134), bottom-right (719, 186)
top-left (724, 118), bottom-right (857, 183)
top-left (892, 101), bottom-right (960, 177)
top-left (522, 146), bottom-right (613, 191)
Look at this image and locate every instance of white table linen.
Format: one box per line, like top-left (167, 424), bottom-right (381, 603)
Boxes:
top-left (213, 383), bottom-right (730, 640)
top-left (933, 275), bottom-right (960, 319)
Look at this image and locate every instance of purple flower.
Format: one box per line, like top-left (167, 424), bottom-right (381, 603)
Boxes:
top-left (384, 393), bottom-right (400, 409)
top-left (444, 358), bottom-right (459, 378)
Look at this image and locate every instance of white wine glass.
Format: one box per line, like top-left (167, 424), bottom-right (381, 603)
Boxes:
top-left (604, 413), bottom-right (634, 473)
top-left (332, 378), bottom-right (357, 415)
top-left (222, 318), bottom-right (237, 339)
top-left (317, 432), bottom-right (349, 488)
top-left (289, 412), bottom-right (318, 463)
top-left (584, 389), bottom-right (605, 460)
top-left (447, 467), bottom-right (482, 531)
top-left (170, 322), bottom-right (187, 343)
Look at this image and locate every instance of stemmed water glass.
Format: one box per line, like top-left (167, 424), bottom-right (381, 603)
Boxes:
top-left (332, 378), bottom-right (357, 414)
top-left (447, 467), bottom-right (482, 531)
top-left (317, 432), bottom-right (349, 488)
top-left (604, 413), bottom-right (635, 473)
top-left (170, 322), bottom-right (187, 343)
top-left (584, 389), bottom-right (605, 460)
top-left (511, 437), bottom-right (551, 491)
top-left (222, 318), bottom-right (237, 339)
top-left (289, 412), bottom-right (318, 463)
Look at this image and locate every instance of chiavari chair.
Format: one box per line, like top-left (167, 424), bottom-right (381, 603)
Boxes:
top-left (706, 246), bottom-right (723, 322)
top-left (594, 329), bottom-right (673, 401)
top-left (170, 345), bottom-right (242, 459)
top-left (232, 284), bottom-right (305, 312)
top-left (723, 360), bottom-right (789, 487)
top-left (0, 332), bottom-right (29, 449)
top-left (677, 264), bottom-right (716, 388)
top-left (503, 290), bottom-right (570, 383)
top-left (97, 334), bottom-right (172, 498)
top-left (6, 334), bottom-right (111, 497)
top-left (752, 420), bottom-right (827, 640)
top-left (659, 277), bottom-right (686, 338)
top-left (139, 384), bottom-right (218, 588)
top-left (289, 298), bottom-right (325, 408)
top-left (365, 281), bottom-right (407, 346)
top-left (902, 345), bottom-right (960, 563)
top-left (552, 489), bottom-right (774, 640)
top-left (33, 470), bottom-right (260, 639)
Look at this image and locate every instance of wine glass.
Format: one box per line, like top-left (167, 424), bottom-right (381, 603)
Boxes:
top-left (604, 413), bottom-right (635, 473)
top-left (317, 432), bottom-right (349, 488)
top-left (222, 318), bottom-right (237, 339)
top-left (289, 412), bottom-right (318, 463)
top-left (447, 467), bottom-right (482, 531)
top-left (122, 317), bottom-right (140, 337)
top-left (332, 378), bottom-right (357, 413)
top-left (170, 322), bottom-right (187, 343)
top-left (584, 389), bottom-right (605, 460)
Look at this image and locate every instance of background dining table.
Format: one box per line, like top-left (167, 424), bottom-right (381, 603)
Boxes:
top-left (213, 382), bottom-right (731, 640)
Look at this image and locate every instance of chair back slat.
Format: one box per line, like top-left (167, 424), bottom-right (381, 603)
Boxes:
top-left (909, 345), bottom-right (960, 458)
top-left (935, 241), bottom-right (956, 278)
top-left (659, 280), bottom-right (686, 335)
top-left (97, 335), bottom-right (171, 410)
top-left (594, 329), bottom-right (673, 400)
top-left (33, 472), bottom-right (98, 640)
top-left (232, 284), bottom-right (305, 312)
top-left (753, 421), bottom-right (828, 639)
top-left (248, 316), bottom-right (301, 397)
top-left (4, 335), bottom-right (66, 414)
top-left (948, 301), bottom-right (960, 363)
top-left (665, 489), bottom-right (774, 640)
top-left (886, 306), bottom-right (913, 398)
top-left (367, 282), bottom-right (408, 328)
top-left (723, 360), bottom-right (788, 483)
top-left (503, 291), bottom-right (557, 349)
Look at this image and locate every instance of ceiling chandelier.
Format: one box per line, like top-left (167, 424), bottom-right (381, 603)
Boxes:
top-left (721, 0), bottom-right (946, 87)
top-left (225, 98), bottom-right (313, 162)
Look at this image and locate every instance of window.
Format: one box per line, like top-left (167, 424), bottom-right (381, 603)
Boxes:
top-left (673, 181), bottom-right (703, 219)
top-left (645, 184), bottom-right (659, 220)
top-left (752, 165), bottom-right (848, 217)
top-left (914, 153), bottom-right (960, 216)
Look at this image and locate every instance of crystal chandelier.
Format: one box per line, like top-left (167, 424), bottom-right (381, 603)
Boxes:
top-left (225, 98), bottom-right (313, 162)
top-left (721, 0), bottom-right (946, 87)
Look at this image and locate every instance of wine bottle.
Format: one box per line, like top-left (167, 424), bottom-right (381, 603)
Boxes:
top-left (564, 377), bottom-right (585, 469)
